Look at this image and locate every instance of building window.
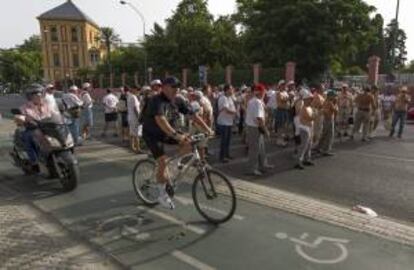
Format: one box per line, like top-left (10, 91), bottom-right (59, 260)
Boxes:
top-left (53, 53), bottom-right (60, 67)
top-left (90, 52), bottom-right (100, 65)
top-left (51, 26), bottom-right (58, 42)
top-left (71, 27), bottom-right (78, 42)
top-left (72, 53), bottom-right (79, 67)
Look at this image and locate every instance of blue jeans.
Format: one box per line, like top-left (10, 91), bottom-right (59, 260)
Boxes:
top-left (218, 125), bottom-right (232, 160)
top-left (390, 111), bottom-right (407, 137)
top-left (21, 129), bottom-right (39, 163)
top-left (68, 118), bottom-right (80, 144)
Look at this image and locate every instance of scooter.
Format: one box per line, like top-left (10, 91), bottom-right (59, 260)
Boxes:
top-left (9, 108), bottom-right (79, 191)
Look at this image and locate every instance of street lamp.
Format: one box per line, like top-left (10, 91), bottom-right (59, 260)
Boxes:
top-left (119, 0), bottom-right (148, 83)
top-left (392, 0), bottom-right (400, 74)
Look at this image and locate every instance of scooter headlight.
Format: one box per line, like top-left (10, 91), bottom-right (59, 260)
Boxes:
top-left (45, 136), bottom-right (62, 148)
top-left (65, 133), bottom-right (74, 147)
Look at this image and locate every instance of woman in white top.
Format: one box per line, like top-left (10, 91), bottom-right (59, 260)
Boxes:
top-left (217, 85), bottom-right (236, 163)
top-left (127, 87), bottom-right (143, 153)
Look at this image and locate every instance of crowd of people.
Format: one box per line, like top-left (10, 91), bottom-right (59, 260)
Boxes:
top-left (41, 78), bottom-right (411, 176)
top-left (13, 78), bottom-right (411, 209)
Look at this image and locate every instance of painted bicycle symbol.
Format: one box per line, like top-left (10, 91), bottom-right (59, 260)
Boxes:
top-left (275, 232), bottom-right (350, 264)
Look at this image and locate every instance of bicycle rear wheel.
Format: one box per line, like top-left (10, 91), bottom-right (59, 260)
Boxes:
top-left (132, 159), bottom-right (158, 205)
top-left (192, 169), bottom-right (236, 224)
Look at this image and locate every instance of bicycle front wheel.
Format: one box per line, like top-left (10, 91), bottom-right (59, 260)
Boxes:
top-left (192, 169), bottom-right (236, 224)
top-left (132, 158), bottom-right (158, 206)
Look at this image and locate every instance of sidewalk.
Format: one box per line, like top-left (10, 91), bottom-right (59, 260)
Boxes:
top-left (0, 181), bottom-right (121, 269)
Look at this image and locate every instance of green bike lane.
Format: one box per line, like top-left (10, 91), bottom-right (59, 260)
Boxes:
top-left (0, 139), bottom-right (413, 269)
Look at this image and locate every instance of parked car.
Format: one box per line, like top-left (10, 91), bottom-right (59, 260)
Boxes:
top-left (407, 107), bottom-right (414, 121)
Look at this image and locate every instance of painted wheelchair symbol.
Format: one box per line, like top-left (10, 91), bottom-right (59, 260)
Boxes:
top-left (275, 232), bottom-right (349, 264)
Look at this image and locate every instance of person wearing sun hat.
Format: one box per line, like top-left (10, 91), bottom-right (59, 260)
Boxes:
top-left (389, 86), bottom-right (411, 139)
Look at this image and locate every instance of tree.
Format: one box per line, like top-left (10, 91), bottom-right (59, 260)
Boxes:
top-left (19, 35), bottom-right (42, 52)
top-left (403, 60), bottom-right (414, 73)
top-left (385, 19), bottom-right (407, 71)
top-left (0, 49), bottom-right (42, 92)
top-left (236, 0), bottom-right (376, 80)
top-left (97, 27), bottom-right (121, 73)
top-left (144, 0), bottom-right (244, 74)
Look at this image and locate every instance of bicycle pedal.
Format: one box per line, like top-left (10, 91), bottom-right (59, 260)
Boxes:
top-left (166, 183), bottom-right (175, 197)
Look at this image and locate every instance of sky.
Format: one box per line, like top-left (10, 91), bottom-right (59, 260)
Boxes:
top-left (0, 0), bottom-right (412, 61)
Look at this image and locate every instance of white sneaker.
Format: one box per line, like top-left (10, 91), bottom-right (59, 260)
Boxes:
top-left (157, 191), bottom-right (175, 210)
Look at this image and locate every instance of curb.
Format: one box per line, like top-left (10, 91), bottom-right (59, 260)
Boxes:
top-left (230, 178), bottom-right (414, 246)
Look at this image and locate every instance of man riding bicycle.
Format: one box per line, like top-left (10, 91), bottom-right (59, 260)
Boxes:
top-left (141, 76), bottom-right (214, 209)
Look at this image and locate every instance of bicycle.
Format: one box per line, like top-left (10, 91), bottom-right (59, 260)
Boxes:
top-left (132, 133), bottom-right (237, 224)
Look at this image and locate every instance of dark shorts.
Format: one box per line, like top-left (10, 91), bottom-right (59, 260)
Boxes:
top-left (142, 132), bottom-right (178, 159)
top-left (105, 112), bottom-right (118, 122)
top-left (276, 109), bottom-right (289, 127)
top-left (121, 112), bottom-right (128, 127)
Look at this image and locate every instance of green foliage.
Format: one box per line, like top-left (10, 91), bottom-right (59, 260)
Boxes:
top-left (96, 27), bottom-right (121, 72)
top-left (237, 0), bottom-right (376, 80)
top-left (0, 35), bottom-right (42, 92)
top-left (144, 0), bottom-right (242, 74)
top-left (385, 19), bottom-right (407, 71)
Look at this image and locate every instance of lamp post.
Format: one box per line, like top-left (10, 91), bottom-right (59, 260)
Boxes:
top-left (120, 0), bottom-right (148, 83)
top-left (392, 0), bottom-right (400, 73)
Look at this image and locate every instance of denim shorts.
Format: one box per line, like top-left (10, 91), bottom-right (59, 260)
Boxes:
top-left (82, 107), bottom-right (93, 127)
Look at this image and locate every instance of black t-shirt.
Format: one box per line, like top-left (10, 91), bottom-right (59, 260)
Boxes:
top-left (142, 93), bottom-right (194, 138)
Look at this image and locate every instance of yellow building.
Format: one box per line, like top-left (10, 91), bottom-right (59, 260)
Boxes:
top-left (37, 0), bottom-right (104, 82)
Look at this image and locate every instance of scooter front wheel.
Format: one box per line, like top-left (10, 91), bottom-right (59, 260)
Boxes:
top-left (56, 151), bottom-right (79, 191)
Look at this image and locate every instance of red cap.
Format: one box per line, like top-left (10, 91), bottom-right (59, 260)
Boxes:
top-left (254, 83), bottom-right (266, 94)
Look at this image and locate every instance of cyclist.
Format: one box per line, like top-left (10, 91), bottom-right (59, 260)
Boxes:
top-left (141, 76), bottom-right (214, 209)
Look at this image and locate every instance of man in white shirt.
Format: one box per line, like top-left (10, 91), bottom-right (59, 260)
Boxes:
top-left (217, 84), bottom-right (236, 163)
top-left (80, 83), bottom-right (94, 140)
top-left (62, 85), bottom-right (83, 145)
top-left (101, 89), bottom-right (119, 137)
top-left (44, 84), bottom-right (59, 114)
top-left (245, 84), bottom-right (273, 176)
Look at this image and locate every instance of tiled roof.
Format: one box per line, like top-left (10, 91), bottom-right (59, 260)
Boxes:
top-left (37, 0), bottom-right (99, 28)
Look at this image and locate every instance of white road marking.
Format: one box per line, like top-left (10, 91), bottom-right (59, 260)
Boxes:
top-left (175, 195), bottom-right (245, 220)
top-left (275, 232), bottom-right (349, 265)
top-left (171, 250), bottom-right (216, 270)
top-left (136, 206), bottom-right (206, 235)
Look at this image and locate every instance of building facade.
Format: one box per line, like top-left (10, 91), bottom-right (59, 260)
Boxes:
top-left (37, 0), bottom-right (104, 82)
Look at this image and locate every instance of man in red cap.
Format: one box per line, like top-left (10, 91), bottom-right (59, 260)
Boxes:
top-left (245, 83), bottom-right (273, 176)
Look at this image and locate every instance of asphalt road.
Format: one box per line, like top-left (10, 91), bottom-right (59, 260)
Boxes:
top-left (0, 139), bottom-right (413, 270)
top-left (1, 94), bottom-right (413, 224)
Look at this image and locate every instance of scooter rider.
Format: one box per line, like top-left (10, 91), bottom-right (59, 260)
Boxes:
top-left (15, 84), bottom-right (56, 171)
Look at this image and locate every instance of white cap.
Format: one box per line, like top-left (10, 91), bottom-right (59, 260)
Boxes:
top-left (287, 80), bottom-right (295, 86)
top-left (142, 85), bottom-right (151, 91)
top-left (46, 83), bottom-right (54, 89)
top-left (187, 87), bottom-right (194, 92)
top-left (181, 89), bottom-right (188, 96)
top-left (150, 79), bottom-right (162, 86)
top-left (82, 82), bottom-right (91, 89)
top-left (278, 80), bottom-right (286, 86)
top-left (341, 83), bottom-right (349, 88)
top-left (194, 90), bottom-right (203, 99)
top-left (69, 85), bottom-right (78, 91)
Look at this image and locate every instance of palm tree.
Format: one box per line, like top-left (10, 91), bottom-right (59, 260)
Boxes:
top-left (96, 27), bottom-right (121, 73)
